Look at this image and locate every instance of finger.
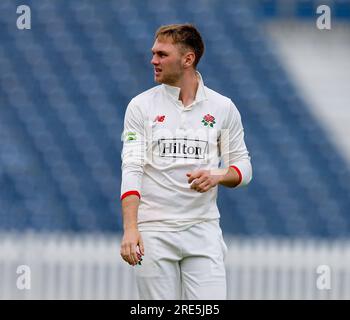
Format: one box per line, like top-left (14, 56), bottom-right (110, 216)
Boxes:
top-left (196, 175), bottom-right (208, 186)
top-left (120, 250), bottom-right (127, 262)
top-left (199, 185), bottom-right (210, 193)
top-left (197, 181), bottom-right (211, 193)
top-left (120, 244), bottom-right (127, 260)
top-left (191, 175), bottom-right (207, 189)
top-left (186, 172), bottom-right (193, 183)
top-left (139, 238), bottom-right (145, 256)
top-left (122, 254), bottom-right (133, 265)
top-left (127, 245), bottom-right (134, 265)
top-left (198, 181), bottom-right (209, 190)
top-left (188, 175), bottom-right (195, 184)
top-left (130, 244), bottom-right (139, 266)
top-left (121, 246), bottom-right (132, 265)
top-left (123, 244), bottom-right (133, 265)
top-left (187, 171), bottom-right (202, 183)
top-left (190, 179), bottom-right (199, 189)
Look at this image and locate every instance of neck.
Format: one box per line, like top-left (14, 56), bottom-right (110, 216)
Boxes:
top-left (176, 70), bottom-right (199, 107)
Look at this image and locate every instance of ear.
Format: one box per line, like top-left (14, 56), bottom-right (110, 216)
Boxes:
top-left (183, 51), bottom-right (196, 68)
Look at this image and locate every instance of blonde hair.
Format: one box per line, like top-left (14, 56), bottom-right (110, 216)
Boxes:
top-left (155, 23), bottom-right (205, 67)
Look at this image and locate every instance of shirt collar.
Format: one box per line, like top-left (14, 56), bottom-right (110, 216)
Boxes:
top-left (162, 71), bottom-right (208, 104)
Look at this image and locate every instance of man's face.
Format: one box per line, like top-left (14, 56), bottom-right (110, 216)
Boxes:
top-left (151, 37), bottom-right (184, 85)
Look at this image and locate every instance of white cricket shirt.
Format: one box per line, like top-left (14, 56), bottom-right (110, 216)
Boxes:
top-left (120, 72), bottom-right (252, 231)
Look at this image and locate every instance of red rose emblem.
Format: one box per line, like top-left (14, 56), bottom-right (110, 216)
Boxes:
top-left (202, 114), bottom-right (216, 127)
top-left (155, 115), bottom-right (165, 122)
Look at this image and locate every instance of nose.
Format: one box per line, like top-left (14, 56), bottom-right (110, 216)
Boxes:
top-left (151, 55), bottom-right (159, 66)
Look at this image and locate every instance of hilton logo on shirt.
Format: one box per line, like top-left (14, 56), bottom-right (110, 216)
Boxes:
top-left (157, 138), bottom-right (208, 159)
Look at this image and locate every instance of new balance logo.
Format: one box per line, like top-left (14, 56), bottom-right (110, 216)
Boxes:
top-left (158, 138), bottom-right (208, 159)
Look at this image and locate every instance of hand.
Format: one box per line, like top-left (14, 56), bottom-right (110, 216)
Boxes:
top-left (186, 170), bottom-right (222, 193)
top-left (120, 228), bottom-right (144, 266)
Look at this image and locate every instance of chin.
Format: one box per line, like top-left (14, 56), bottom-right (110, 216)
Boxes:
top-left (154, 76), bottom-right (164, 84)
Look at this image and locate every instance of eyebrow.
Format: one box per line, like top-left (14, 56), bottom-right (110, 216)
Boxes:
top-left (151, 49), bottom-right (168, 55)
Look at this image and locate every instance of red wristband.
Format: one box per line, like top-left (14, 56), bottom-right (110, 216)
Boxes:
top-left (120, 190), bottom-right (141, 201)
top-left (230, 165), bottom-right (242, 186)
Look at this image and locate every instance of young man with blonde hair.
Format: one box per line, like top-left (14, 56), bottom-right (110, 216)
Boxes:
top-left (120, 23), bottom-right (252, 300)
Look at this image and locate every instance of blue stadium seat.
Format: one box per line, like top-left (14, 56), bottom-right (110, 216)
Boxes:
top-left (0, 0), bottom-right (349, 237)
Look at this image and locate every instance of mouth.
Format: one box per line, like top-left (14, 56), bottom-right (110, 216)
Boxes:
top-left (154, 68), bottom-right (162, 75)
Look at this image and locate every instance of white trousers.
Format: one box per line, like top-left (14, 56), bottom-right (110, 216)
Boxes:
top-left (135, 220), bottom-right (228, 300)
